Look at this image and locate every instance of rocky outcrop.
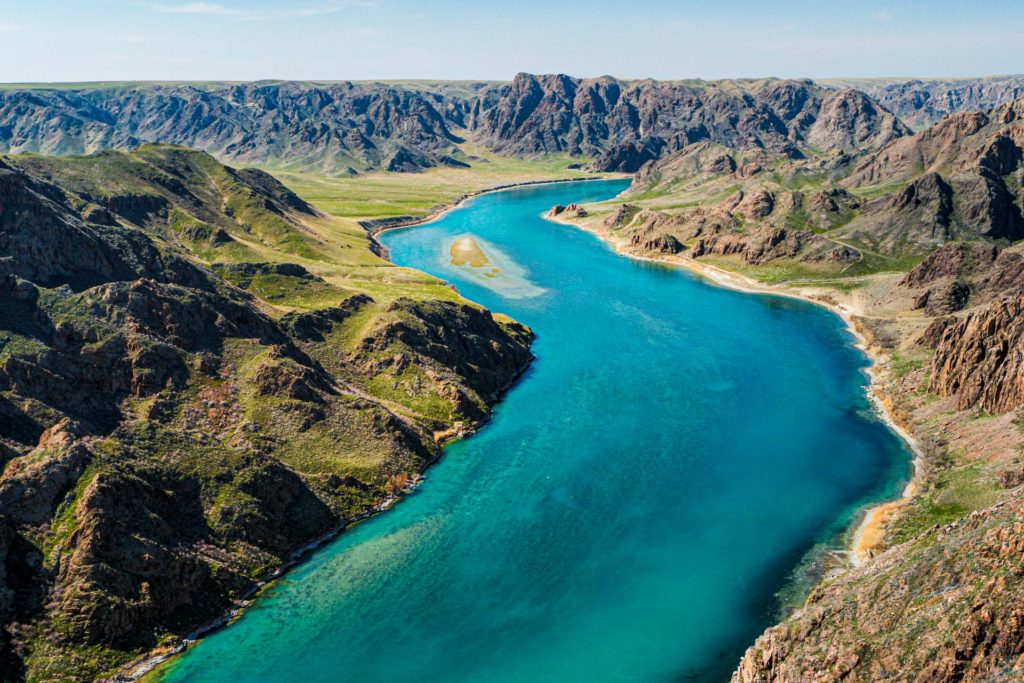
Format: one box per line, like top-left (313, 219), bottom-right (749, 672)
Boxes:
top-left (924, 296), bottom-right (1024, 414)
top-left (386, 146), bottom-right (433, 173)
top-left (689, 227), bottom-right (832, 264)
top-left (0, 81), bottom-right (466, 174)
top-left (733, 495), bottom-right (1024, 682)
top-left (547, 203), bottom-right (584, 218)
top-left (0, 420), bottom-right (91, 527)
top-left (851, 75), bottom-right (1024, 129)
top-left (472, 74), bottom-right (906, 162)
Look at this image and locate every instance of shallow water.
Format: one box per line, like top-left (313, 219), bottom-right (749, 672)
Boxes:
top-left (159, 179), bottom-right (910, 682)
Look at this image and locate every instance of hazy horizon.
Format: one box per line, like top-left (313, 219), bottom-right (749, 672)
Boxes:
top-left (2, 72), bottom-right (1024, 87)
top-left (2, 0), bottom-right (1021, 83)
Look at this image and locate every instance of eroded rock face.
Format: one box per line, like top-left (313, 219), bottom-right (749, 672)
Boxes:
top-left (839, 96), bottom-right (1024, 249)
top-left (924, 296), bottom-right (1024, 414)
top-left (859, 75), bottom-right (1024, 129)
top-left (733, 495), bottom-right (1024, 682)
top-left (471, 74), bottom-right (906, 161)
top-left (0, 82), bottom-right (463, 173)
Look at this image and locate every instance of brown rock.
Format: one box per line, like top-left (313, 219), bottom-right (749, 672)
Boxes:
top-left (927, 296), bottom-right (1024, 413)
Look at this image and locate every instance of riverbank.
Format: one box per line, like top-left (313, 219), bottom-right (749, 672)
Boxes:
top-left (114, 353), bottom-right (534, 682)
top-left (364, 175), bottom-right (631, 239)
top-left (544, 210), bottom-right (924, 567)
top-left (109, 180), bottom-right (621, 683)
top-left (119, 178), bottom-right (913, 683)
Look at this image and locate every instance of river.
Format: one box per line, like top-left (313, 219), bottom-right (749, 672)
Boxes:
top-left (156, 179), bottom-right (910, 682)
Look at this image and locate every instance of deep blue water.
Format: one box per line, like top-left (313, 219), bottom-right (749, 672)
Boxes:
top-left (158, 179), bottom-right (910, 682)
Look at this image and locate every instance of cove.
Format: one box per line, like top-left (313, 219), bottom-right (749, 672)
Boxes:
top-left (156, 179), bottom-right (910, 682)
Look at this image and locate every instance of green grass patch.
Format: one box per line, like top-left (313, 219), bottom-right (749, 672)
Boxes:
top-left (890, 465), bottom-right (1001, 544)
top-left (890, 350), bottom-right (931, 379)
top-left (272, 144), bottom-right (599, 220)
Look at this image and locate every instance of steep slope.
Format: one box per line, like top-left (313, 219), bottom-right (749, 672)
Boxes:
top-left (0, 146), bottom-right (533, 680)
top-left (470, 74), bottom-right (908, 170)
top-left (0, 76), bottom-right (907, 175)
top-left (0, 82), bottom-right (474, 174)
top-left (733, 494), bottom-right (1024, 682)
top-left (838, 96), bottom-right (1024, 250)
top-left (924, 294), bottom-right (1024, 414)
top-left (831, 75), bottom-right (1024, 130)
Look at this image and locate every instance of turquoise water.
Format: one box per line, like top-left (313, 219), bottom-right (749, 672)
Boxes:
top-left (160, 180), bottom-right (910, 682)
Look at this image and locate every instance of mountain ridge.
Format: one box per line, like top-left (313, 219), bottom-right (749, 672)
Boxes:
top-left (0, 75), bottom-right (917, 175)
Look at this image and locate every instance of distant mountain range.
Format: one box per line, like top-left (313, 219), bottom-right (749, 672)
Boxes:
top-left (2, 74), bottom-right (1021, 174)
top-left (821, 75), bottom-right (1024, 129)
top-left (470, 74), bottom-right (907, 171)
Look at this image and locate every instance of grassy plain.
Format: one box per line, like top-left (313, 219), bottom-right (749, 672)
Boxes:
top-left (271, 142), bottom-right (595, 220)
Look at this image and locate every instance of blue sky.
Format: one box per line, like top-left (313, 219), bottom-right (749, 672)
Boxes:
top-left (2, 0), bottom-right (1021, 82)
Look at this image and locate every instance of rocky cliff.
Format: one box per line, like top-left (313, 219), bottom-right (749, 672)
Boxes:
top-left (0, 146), bottom-right (533, 680)
top-left (923, 296), bottom-right (1024, 414)
top-left (0, 76), bottom-right (911, 175)
top-left (0, 81), bottom-right (473, 174)
top-left (733, 495), bottom-right (1024, 682)
top-left (470, 74), bottom-right (908, 170)
top-left (844, 75), bottom-right (1024, 130)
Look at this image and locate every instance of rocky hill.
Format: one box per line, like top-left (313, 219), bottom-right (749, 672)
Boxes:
top-left (0, 81), bottom-right (476, 175)
top-left (0, 76), bottom-right (912, 175)
top-left (732, 493), bottom-right (1024, 682)
top-left (832, 75), bottom-right (1024, 130)
top-left (590, 88), bottom-right (1024, 282)
top-left (469, 74), bottom-right (909, 171)
top-left (838, 95), bottom-right (1024, 250)
top-left (0, 145), bottom-right (533, 680)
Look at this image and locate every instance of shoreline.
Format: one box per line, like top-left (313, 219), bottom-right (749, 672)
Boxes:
top-left (544, 210), bottom-right (924, 568)
top-left (114, 361), bottom-right (533, 682)
top-left (363, 174), bottom-right (631, 240)
top-left (109, 177), bottom-right (620, 681)
top-left (117, 176), bottom-right (912, 680)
